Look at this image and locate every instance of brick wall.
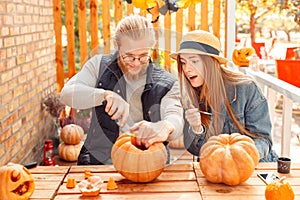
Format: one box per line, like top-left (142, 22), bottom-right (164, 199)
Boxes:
top-left (0, 0), bottom-right (57, 166)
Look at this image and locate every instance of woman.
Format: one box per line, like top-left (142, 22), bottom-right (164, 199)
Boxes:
top-left (170, 30), bottom-right (278, 162)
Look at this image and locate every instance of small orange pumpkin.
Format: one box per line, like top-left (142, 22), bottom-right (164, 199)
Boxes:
top-left (60, 124), bottom-right (84, 145)
top-left (199, 133), bottom-right (259, 186)
top-left (265, 177), bottom-right (294, 200)
top-left (58, 142), bottom-right (83, 161)
top-left (0, 162), bottom-right (35, 200)
top-left (111, 133), bottom-right (167, 182)
top-left (232, 47), bottom-right (256, 67)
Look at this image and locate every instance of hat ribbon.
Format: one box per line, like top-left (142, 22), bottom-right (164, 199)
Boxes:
top-left (179, 41), bottom-right (219, 56)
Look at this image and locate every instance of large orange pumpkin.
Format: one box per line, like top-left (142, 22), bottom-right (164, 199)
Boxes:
top-left (232, 47), bottom-right (256, 67)
top-left (60, 124), bottom-right (84, 145)
top-left (265, 177), bottom-right (294, 200)
top-left (199, 133), bottom-right (259, 186)
top-left (0, 162), bottom-right (35, 200)
top-left (58, 142), bottom-right (83, 161)
top-left (111, 133), bottom-right (167, 182)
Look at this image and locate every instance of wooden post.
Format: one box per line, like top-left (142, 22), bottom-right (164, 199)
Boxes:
top-left (78, 0), bottom-right (88, 67)
top-left (200, 0), bottom-right (209, 31)
top-left (176, 9), bottom-right (183, 52)
top-left (188, 4), bottom-right (195, 31)
top-left (115, 0), bottom-right (122, 25)
top-left (212, 0), bottom-right (220, 38)
top-left (126, 3), bottom-right (134, 15)
top-left (164, 11), bottom-right (171, 72)
top-left (53, 0), bottom-right (64, 92)
top-left (90, 0), bottom-right (98, 56)
top-left (102, 0), bottom-right (110, 54)
top-left (65, 0), bottom-right (76, 78)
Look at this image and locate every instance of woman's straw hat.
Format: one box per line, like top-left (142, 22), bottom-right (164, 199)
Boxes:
top-left (170, 30), bottom-right (228, 64)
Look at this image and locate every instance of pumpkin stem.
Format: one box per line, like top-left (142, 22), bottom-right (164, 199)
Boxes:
top-left (279, 176), bottom-right (286, 183)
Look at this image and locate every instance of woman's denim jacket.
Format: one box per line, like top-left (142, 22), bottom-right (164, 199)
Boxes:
top-left (184, 81), bottom-right (278, 162)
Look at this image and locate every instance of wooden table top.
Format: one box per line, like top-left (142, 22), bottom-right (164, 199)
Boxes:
top-left (28, 158), bottom-right (300, 199)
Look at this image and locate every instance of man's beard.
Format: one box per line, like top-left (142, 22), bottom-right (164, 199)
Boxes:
top-left (118, 58), bottom-right (148, 81)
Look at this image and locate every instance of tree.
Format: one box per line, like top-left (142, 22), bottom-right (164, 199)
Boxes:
top-left (236, 0), bottom-right (279, 43)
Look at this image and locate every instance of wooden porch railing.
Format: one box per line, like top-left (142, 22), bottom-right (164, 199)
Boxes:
top-left (245, 68), bottom-right (300, 158)
top-left (53, 0), bottom-right (228, 92)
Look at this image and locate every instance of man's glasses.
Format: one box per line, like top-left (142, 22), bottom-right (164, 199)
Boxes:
top-left (122, 55), bottom-right (150, 64)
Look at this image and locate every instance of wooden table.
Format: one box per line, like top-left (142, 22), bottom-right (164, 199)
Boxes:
top-left (28, 161), bottom-right (300, 199)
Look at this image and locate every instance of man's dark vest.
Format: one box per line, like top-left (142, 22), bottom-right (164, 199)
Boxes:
top-left (95, 53), bottom-right (176, 144)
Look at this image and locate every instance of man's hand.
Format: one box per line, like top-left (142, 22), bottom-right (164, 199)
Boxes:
top-left (104, 90), bottom-right (129, 127)
top-left (130, 120), bottom-right (174, 148)
top-left (185, 107), bottom-right (203, 132)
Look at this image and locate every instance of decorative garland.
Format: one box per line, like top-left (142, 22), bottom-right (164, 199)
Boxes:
top-left (124, 0), bottom-right (202, 22)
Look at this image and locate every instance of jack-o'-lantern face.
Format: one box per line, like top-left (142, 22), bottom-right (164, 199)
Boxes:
top-left (0, 162), bottom-right (35, 200)
top-left (232, 47), bottom-right (256, 67)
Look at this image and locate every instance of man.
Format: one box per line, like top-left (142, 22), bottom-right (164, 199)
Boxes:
top-left (60, 14), bottom-right (184, 165)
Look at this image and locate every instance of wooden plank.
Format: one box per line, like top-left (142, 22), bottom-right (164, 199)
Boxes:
top-left (197, 176), bottom-right (300, 186)
top-left (256, 162), bottom-right (300, 170)
top-left (176, 9), bottom-right (183, 52)
top-left (212, 0), bottom-right (220, 38)
top-left (54, 192), bottom-right (202, 200)
top-left (90, 0), bottom-right (98, 56)
top-left (200, 185), bottom-right (300, 196)
top-left (53, 0), bottom-right (64, 92)
top-left (126, 3), bottom-right (134, 16)
top-left (152, 11), bottom-right (159, 61)
top-left (164, 12), bottom-right (171, 71)
top-left (30, 189), bottom-right (56, 199)
top-left (65, 0), bottom-right (76, 78)
top-left (200, 0), bottom-right (209, 31)
top-left (57, 181), bottom-right (199, 194)
top-left (69, 165), bottom-right (116, 173)
top-left (78, 0), bottom-right (88, 66)
top-left (32, 174), bottom-right (66, 182)
top-left (188, 4), bottom-right (195, 31)
top-left (114, 0), bottom-right (122, 25)
top-left (33, 181), bottom-right (62, 190)
top-left (29, 166), bottom-right (70, 174)
top-left (202, 196), bottom-right (264, 200)
top-left (102, 0), bottom-right (111, 54)
top-left (65, 171), bottom-right (196, 183)
top-left (282, 96), bottom-right (293, 157)
top-left (164, 163), bottom-right (193, 171)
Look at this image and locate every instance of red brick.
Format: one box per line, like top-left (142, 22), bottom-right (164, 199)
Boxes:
top-left (7, 3), bottom-right (15, 13)
top-left (3, 37), bottom-right (14, 47)
top-left (1, 70), bottom-right (12, 83)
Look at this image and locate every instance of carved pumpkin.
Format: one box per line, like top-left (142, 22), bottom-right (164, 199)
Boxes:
top-left (265, 177), bottom-right (294, 200)
top-left (58, 142), bottom-right (83, 161)
top-left (0, 162), bottom-right (35, 200)
top-left (199, 133), bottom-right (259, 186)
top-left (60, 124), bottom-right (84, 145)
top-left (232, 47), bottom-right (256, 67)
top-left (111, 133), bottom-right (167, 182)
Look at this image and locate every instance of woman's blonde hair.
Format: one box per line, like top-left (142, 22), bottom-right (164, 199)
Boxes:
top-left (113, 14), bottom-right (156, 48)
top-left (177, 55), bottom-right (258, 139)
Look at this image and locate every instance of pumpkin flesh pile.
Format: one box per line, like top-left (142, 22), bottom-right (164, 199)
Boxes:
top-left (111, 133), bottom-right (167, 182)
top-left (0, 163), bottom-right (35, 200)
top-left (200, 133), bottom-right (259, 186)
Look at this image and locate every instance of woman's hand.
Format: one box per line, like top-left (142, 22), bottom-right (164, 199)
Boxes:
top-left (185, 107), bottom-right (203, 133)
top-left (104, 90), bottom-right (129, 127)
